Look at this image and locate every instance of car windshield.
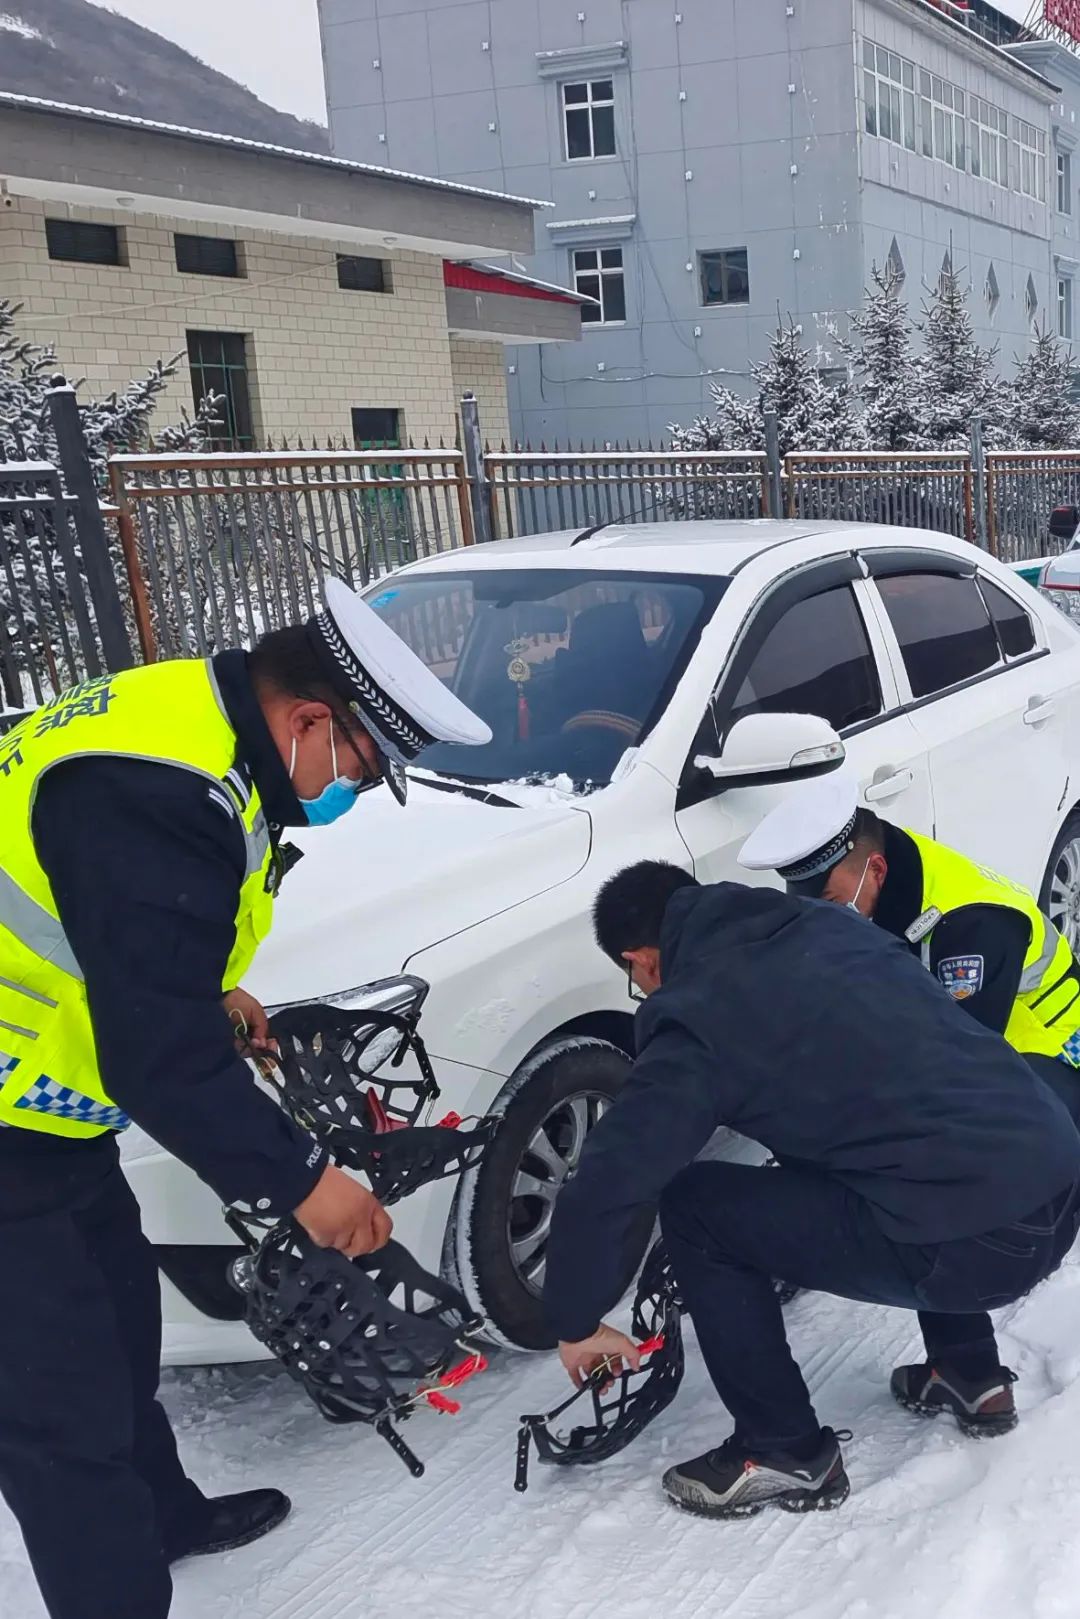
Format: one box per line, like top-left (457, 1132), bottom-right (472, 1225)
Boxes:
top-left (364, 567), bottom-right (725, 790)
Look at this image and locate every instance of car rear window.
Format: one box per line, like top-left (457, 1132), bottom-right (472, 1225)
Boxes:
top-left (979, 577), bottom-right (1037, 660)
top-left (876, 572), bottom-right (1000, 699)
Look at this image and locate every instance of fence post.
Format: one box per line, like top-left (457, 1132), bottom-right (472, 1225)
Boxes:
top-left (969, 417), bottom-right (988, 550)
top-left (763, 411), bottom-right (783, 519)
top-left (459, 394), bottom-right (493, 546)
top-left (47, 377), bottom-right (134, 670)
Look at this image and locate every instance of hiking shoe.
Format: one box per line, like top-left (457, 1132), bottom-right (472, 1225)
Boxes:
top-left (890, 1362), bottom-right (1018, 1438)
top-left (662, 1428), bottom-right (851, 1519)
top-left (168, 1489), bottom-right (291, 1563)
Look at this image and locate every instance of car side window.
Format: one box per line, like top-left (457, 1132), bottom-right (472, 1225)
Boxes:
top-left (876, 572), bottom-right (1000, 700)
top-left (726, 584), bottom-right (882, 733)
top-left (979, 577), bottom-right (1037, 660)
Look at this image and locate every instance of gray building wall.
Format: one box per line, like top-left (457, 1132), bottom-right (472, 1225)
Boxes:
top-left (319, 0), bottom-right (1065, 447)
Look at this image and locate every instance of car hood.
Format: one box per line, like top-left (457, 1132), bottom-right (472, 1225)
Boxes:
top-left (250, 778), bottom-right (591, 1004)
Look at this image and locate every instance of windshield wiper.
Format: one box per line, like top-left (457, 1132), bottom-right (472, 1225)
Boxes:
top-left (406, 773), bottom-right (520, 809)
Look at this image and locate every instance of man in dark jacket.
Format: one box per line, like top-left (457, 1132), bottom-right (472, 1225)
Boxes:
top-left (542, 862), bottom-right (1080, 1520)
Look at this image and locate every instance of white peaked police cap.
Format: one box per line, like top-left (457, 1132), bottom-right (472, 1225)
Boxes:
top-left (738, 769), bottom-right (860, 892)
top-left (306, 577), bottom-right (492, 803)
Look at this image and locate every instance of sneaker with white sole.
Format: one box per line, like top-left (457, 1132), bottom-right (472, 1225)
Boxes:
top-left (890, 1362), bottom-right (1018, 1438)
top-left (662, 1427), bottom-right (851, 1520)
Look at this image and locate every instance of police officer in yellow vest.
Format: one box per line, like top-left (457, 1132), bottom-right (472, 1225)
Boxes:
top-left (739, 771), bottom-right (1080, 1105)
top-left (0, 578), bottom-right (490, 1619)
top-left (737, 769), bottom-right (1080, 1439)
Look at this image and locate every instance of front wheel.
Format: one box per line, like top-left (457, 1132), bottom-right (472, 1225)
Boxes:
top-left (1040, 811), bottom-right (1080, 954)
top-left (452, 1037), bottom-right (639, 1349)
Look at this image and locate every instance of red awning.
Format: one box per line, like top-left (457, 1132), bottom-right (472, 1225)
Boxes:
top-left (444, 261), bottom-right (580, 305)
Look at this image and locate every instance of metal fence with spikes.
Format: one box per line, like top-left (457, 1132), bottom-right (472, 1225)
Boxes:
top-left (108, 445), bottom-right (474, 661)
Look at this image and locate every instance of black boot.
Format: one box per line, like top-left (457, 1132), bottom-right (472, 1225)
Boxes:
top-left (890, 1362), bottom-right (1018, 1438)
top-left (662, 1428), bottom-right (850, 1519)
top-left (168, 1489), bottom-right (291, 1563)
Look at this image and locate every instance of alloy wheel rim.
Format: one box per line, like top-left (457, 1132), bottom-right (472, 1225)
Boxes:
top-left (1048, 835), bottom-right (1080, 953)
top-left (508, 1090), bottom-right (610, 1297)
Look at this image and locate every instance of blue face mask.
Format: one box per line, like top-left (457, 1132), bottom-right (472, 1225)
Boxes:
top-left (292, 725), bottom-right (364, 828)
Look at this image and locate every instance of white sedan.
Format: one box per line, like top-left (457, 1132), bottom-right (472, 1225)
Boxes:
top-left (126, 519), bottom-right (1080, 1362)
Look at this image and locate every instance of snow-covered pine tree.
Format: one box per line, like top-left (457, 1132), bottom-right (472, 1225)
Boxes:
top-left (1008, 325), bottom-right (1080, 450)
top-left (845, 262), bottom-right (924, 450)
top-left (0, 299), bottom-right (222, 701)
top-left (912, 264), bottom-right (1008, 449)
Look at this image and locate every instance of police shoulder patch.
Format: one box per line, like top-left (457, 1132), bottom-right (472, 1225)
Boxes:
top-left (937, 955), bottom-right (985, 1001)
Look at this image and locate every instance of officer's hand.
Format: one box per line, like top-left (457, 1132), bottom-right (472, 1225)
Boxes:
top-left (293, 1164), bottom-right (393, 1257)
top-left (559, 1323), bottom-right (641, 1389)
top-left (224, 986), bottom-right (275, 1053)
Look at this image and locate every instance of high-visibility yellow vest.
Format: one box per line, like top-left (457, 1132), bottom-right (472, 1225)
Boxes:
top-left (0, 661), bottom-right (275, 1138)
top-left (906, 829), bottom-right (1080, 1063)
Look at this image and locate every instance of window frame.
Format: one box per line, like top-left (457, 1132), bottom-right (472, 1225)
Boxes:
top-left (976, 573), bottom-right (1042, 664)
top-left (970, 96), bottom-right (1010, 187)
top-left (1060, 275), bottom-right (1074, 340)
top-left (1014, 116), bottom-right (1047, 203)
top-left (699, 247), bottom-right (750, 308)
top-left (859, 551), bottom-right (1050, 710)
top-left (185, 329), bottom-right (255, 451)
top-left (45, 217), bottom-right (124, 267)
top-left (678, 557), bottom-right (890, 807)
top-left (572, 245), bottom-right (627, 326)
top-left (863, 41), bottom-right (918, 153)
top-left (337, 254), bottom-right (391, 293)
top-left (1058, 149), bottom-right (1073, 215)
top-left (561, 77), bottom-right (616, 162)
top-left (173, 233), bottom-right (241, 278)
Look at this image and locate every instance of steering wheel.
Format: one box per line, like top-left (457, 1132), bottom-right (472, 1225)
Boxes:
top-left (560, 710), bottom-right (641, 742)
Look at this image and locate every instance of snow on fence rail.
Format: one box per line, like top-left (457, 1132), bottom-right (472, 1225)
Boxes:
top-left (985, 451), bottom-right (1080, 565)
top-left (784, 451), bottom-right (975, 542)
top-left (107, 449), bottom-right (474, 661)
top-left (484, 449), bottom-right (770, 539)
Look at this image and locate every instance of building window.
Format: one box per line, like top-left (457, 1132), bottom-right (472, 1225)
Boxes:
top-left (1026, 273), bottom-right (1040, 326)
top-left (338, 255), bottom-right (391, 293)
top-left (699, 248), bottom-right (749, 307)
top-left (1015, 117), bottom-right (1047, 202)
top-left (920, 68), bottom-right (966, 171)
top-left (351, 407), bottom-right (401, 447)
top-left (45, 218), bottom-right (122, 266)
top-left (970, 97), bottom-right (1009, 186)
top-left (985, 262), bottom-right (1001, 319)
top-left (862, 42), bottom-right (916, 152)
top-left (562, 79), bottom-right (616, 161)
top-left (1058, 150), bottom-right (1072, 215)
top-left (1060, 277), bottom-right (1073, 340)
top-left (572, 246), bottom-right (626, 324)
top-left (174, 234), bottom-right (240, 277)
top-left (186, 331), bottom-right (254, 450)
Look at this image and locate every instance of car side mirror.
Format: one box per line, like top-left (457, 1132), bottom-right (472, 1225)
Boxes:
top-left (693, 712), bottom-right (845, 790)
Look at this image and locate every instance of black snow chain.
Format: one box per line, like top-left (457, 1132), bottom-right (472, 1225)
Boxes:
top-left (227, 1218), bottom-right (488, 1479)
top-left (514, 1239), bottom-right (685, 1492)
top-left (254, 1002), bottom-right (497, 1206)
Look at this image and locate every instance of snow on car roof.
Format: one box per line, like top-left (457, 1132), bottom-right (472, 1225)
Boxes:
top-left (397, 520), bottom-right (971, 579)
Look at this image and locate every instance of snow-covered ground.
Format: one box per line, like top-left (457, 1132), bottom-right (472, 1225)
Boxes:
top-left (5, 1252), bottom-right (1080, 1619)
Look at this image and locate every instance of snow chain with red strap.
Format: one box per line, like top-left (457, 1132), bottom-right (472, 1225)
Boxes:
top-left (227, 999), bottom-right (497, 1477)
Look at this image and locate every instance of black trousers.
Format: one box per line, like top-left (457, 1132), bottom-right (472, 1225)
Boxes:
top-left (0, 1133), bottom-right (207, 1619)
top-left (659, 1158), bottom-right (1080, 1454)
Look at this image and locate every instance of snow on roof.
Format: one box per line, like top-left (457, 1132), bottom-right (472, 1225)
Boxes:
top-left (0, 91), bottom-right (551, 211)
top-left (0, 13), bottom-right (46, 41)
top-left (463, 260), bottom-right (592, 303)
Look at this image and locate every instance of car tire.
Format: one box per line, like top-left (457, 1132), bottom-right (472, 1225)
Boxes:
top-left (1040, 811), bottom-right (1080, 954)
top-left (451, 1036), bottom-right (641, 1350)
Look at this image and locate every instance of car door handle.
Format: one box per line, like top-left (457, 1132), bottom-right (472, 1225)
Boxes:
top-left (1023, 696), bottom-right (1056, 726)
top-left (863, 767), bottom-right (914, 804)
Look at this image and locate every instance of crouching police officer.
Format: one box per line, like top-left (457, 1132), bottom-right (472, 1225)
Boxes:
top-left (0, 579), bottom-right (489, 1619)
top-left (738, 771), bottom-right (1080, 1122)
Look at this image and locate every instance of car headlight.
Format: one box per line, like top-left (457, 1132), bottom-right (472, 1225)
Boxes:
top-left (267, 975), bottom-right (429, 1078)
top-left (1039, 586), bottom-right (1080, 622)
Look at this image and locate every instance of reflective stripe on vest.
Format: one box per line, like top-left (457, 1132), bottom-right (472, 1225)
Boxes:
top-left (906, 828), bottom-right (1080, 1063)
top-left (0, 662), bottom-right (277, 1139)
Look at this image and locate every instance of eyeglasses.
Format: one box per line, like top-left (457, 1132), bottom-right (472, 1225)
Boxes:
top-left (332, 714), bottom-right (384, 795)
top-left (626, 963), bottom-right (647, 1003)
